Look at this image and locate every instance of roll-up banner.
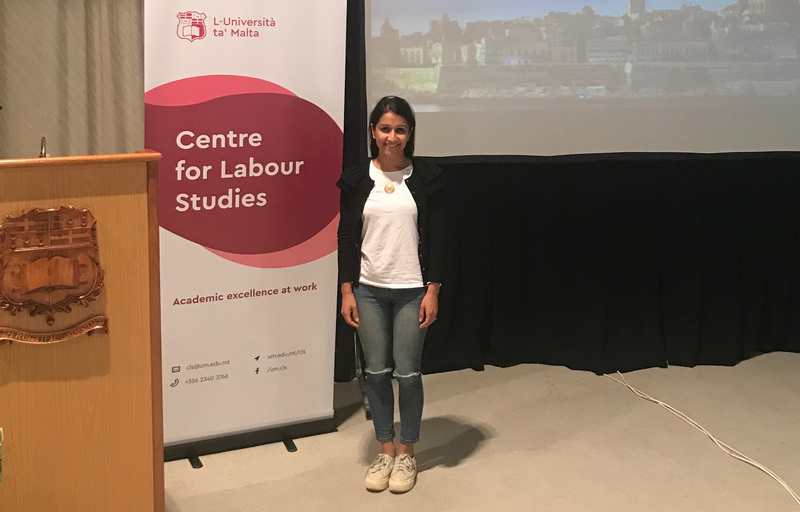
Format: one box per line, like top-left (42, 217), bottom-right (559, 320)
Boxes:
top-left (144, 1), bottom-right (346, 446)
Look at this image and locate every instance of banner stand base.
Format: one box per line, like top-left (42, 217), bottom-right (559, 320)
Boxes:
top-left (164, 417), bottom-right (336, 464)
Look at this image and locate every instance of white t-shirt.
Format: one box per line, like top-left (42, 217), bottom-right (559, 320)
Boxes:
top-left (359, 161), bottom-right (424, 288)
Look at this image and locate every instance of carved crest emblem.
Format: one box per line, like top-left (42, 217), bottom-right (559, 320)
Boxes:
top-left (0, 207), bottom-right (105, 329)
top-left (177, 11), bottom-right (207, 42)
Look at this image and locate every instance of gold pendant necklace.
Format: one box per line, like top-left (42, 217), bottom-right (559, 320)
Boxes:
top-left (384, 183), bottom-right (395, 194)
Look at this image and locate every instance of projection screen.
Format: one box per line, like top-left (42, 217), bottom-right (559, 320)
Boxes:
top-left (367, 0), bottom-right (800, 156)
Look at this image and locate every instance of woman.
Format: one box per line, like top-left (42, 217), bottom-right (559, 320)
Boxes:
top-left (337, 96), bottom-right (446, 493)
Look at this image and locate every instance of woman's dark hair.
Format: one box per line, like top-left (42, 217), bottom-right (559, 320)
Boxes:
top-left (369, 96), bottom-right (416, 159)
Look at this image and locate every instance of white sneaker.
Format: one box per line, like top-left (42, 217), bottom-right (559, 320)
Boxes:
top-left (388, 454), bottom-right (417, 493)
top-left (365, 453), bottom-right (394, 492)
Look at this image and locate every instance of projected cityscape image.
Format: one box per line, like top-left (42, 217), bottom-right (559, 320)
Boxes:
top-left (369, 0), bottom-right (800, 109)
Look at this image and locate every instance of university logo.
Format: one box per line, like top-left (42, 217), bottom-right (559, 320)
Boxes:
top-left (0, 207), bottom-right (108, 342)
top-left (177, 11), bottom-right (207, 42)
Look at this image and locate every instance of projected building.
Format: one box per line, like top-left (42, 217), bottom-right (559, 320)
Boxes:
top-left (739, 0), bottom-right (800, 18)
top-left (370, 1), bottom-right (800, 101)
top-left (629, 0), bottom-right (646, 19)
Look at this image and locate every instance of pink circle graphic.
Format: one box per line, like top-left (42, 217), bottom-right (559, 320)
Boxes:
top-left (145, 75), bottom-right (296, 107)
top-left (145, 76), bottom-right (341, 264)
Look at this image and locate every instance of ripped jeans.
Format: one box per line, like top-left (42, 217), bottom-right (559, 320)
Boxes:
top-left (353, 284), bottom-right (428, 445)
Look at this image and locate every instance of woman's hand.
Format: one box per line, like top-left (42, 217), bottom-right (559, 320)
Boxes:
top-left (340, 283), bottom-right (359, 328)
top-left (419, 283), bottom-right (440, 328)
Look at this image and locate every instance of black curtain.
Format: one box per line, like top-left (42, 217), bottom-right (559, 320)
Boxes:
top-left (334, 1), bottom-right (800, 380)
top-left (420, 154), bottom-right (800, 376)
top-left (334, 0), bottom-right (368, 381)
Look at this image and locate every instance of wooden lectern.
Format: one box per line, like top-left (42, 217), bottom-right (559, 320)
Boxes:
top-left (0, 152), bottom-right (164, 512)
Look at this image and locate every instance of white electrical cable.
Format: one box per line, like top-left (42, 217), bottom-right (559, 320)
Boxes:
top-left (604, 371), bottom-right (800, 507)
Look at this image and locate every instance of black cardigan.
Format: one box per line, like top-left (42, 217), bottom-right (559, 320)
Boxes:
top-left (336, 158), bottom-right (447, 286)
